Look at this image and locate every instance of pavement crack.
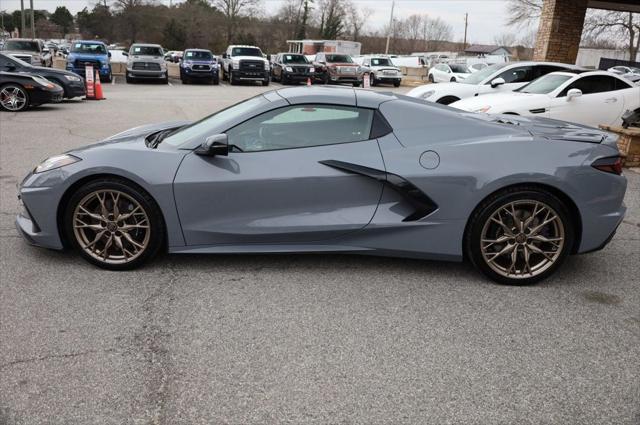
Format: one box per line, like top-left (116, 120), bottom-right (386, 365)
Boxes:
top-left (134, 259), bottom-right (178, 425)
top-left (0, 348), bottom-right (116, 371)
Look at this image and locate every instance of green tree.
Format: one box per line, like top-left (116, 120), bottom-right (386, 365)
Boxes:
top-left (50, 6), bottom-right (74, 35)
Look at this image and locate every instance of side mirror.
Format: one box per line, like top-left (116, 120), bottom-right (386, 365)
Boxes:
top-left (123, 52), bottom-right (129, 57)
top-left (222, 53), bottom-right (228, 59)
top-left (566, 88), bottom-right (582, 101)
top-left (195, 134), bottom-right (229, 157)
top-left (108, 52), bottom-right (112, 58)
top-left (490, 77), bottom-right (505, 88)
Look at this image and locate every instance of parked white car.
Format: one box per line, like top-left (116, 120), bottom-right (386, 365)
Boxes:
top-left (450, 71), bottom-right (640, 128)
top-left (108, 49), bottom-right (128, 63)
top-left (428, 63), bottom-right (471, 83)
top-left (359, 56), bottom-right (402, 87)
top-left (607, 66), bottom-right (640, 83)
top-left (408, 61), bottom-right (582, 105)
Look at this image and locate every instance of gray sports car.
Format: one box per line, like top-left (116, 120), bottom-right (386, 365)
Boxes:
top-left (16, 86), bottom-right (626, 285)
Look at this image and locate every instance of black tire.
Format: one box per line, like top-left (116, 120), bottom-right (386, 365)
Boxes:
top-left (104, 73), bottom-right (112, 83)
top-left (393, 80), bottom-right (401, 87)
top-left (162, 73), bottom-right (169, 84)
top-left (450, 77), bottom-right (456, 82)
top-left (262, 79), bottom-right (269, 86)
top-left (436, 96), bottom-right (460, 105)
top-left (352, 81), bottom-right (361, 87)
top-left (465, 186), bottom-right (574, 286)
top-left (428, 74), bottom-right (435, 83)
top-left (0, 84), bottom-right (29, 112)
top-left (213, 77), bottom-right (219, 85)
top-left (229, 70), bottom-right (237, 85)
top-left (322, 74), bottom-right (329, 85)
top-left (126, 75), bottom-right (134, 84)
top-left (281, 74), bottom-right (288, 85)
top-left (369, 73), bottom-right (376, 87)
top-left (64, 178), bottom-right (165, 271)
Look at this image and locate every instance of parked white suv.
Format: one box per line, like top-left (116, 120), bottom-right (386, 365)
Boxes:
top-left (408, 61), bottom-right (583, 105)
top-left (358, 56), bottom-right (402, 87)
top-left (222, 45), bottom-right (269, 86)
top-left (126, 43), bottom-right (168, 84)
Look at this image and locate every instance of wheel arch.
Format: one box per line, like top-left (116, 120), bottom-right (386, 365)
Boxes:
top-left (56, 173), bottom-right (168, 249)
top-left (462, 182), bottom-right (583, 257)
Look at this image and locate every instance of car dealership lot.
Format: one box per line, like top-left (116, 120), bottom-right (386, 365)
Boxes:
top-left (0, 82), bottom-right (639, 424)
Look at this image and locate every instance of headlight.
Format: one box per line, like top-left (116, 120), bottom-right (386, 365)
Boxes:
top-left (474, 106), bottom-right (492, 113)
top-left (160, 62), bottom-right (167, 69)
top-left (421, 90), bottom-right (435, 100)
top-left (264, 61), bottom-right (269, 70)
top-left (34, 154), bottom-right (81, 174)
top-left (232, 60), bottom-right (240, 70)
top-left (309, 67), bottom-right (315, 73)
top-left (64, 74), bottom-right (82, 82)
top-left (285, 66), bottom-right (293, 72)
top-left (32, 75), bottom-right (55, 88)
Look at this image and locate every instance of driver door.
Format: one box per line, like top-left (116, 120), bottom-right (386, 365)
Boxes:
top-left (173, 104), bottom-right (385, 246)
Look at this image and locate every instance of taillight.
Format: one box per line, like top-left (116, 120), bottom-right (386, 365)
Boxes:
top-left (591, 156), bottom-right (623, 175)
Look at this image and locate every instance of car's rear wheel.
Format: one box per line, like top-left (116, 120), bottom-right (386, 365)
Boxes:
top-left (64, 178), bottom-right (164, 270)
top-left (0, 84), bottom-right (29, 112)
top-left (466, 187), bottom-right (574, 285)
top-left (428, 74), bottom-right (434, 83)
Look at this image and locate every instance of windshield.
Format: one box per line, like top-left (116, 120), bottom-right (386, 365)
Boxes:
top-left (516, 74), bottom-right (572, 94)
top-left (131, 46), bottom-right (163, 56)
top-left (371, 58), bottom-right (394, 66)
top-left (163, 95), bottom-right (268, 147)
top-left (282, 54), bottom-right (308, 64)
top-left (1, 53), bottom-right (31, 67)
top-left (460, 62), bottom-right (509, 85)
top-left (185, 50), bottom-right (213, 60)
top-left (71, 42), bottom-right (107, 55)
top-left (231, 47), bottom-right (262, 57)
top-left (3, 40), bottom-right (39, 52)
top-left (326, 54), bottom-right (353, 63)
top-left (450, 64), bottom-right (470, 73)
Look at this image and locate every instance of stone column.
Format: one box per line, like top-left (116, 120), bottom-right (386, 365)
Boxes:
top-left (533, 0), bottom-right (588, 64)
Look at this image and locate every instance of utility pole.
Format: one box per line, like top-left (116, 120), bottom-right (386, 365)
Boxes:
top-left (30, 0), bottom-right (35, 38)
top-left (384, 0), bottom-right (395, 55)
top-left (463, 12), bottom-right (468, 50)
top-left (20, 0), bottom-right (25, 37)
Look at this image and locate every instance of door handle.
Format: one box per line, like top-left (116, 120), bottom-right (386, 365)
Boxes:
top-left (605, 98), bottom-right (618, 103)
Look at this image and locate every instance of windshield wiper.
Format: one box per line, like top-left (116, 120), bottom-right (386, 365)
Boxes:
top-left (145, 128), bottom-right (176, 148)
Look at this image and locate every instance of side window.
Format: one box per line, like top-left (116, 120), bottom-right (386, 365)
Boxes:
top-left (226, 105), bottom-right (375, 152)
top-left (614, 77), bottom-right (633, 90)
top-left (496, 66), bottom-right (534, 83)
top-left (558, 75), bottom-right (618, 97)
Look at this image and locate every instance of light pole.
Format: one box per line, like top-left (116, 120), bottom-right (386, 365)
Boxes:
top-left (20, 0), bottom-right (25, 37)
top-left (384, 0), bottom-right (395, 55)
top-left (30, 0), bottom-right (35, 38)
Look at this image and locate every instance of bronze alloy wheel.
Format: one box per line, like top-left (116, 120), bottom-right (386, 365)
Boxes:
top-left (480, 200), bottom-right (565, 279)
top-left (72, 189), bottom-right (151, 265)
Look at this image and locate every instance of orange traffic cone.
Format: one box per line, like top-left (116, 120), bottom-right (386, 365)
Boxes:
top-left (93, 69), bottom-right (105, 100)
top-left (307, 77), bottom-right (311, 86)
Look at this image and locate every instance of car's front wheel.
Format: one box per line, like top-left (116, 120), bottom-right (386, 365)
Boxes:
top-left (64, 178), bottom-right (165, 270)
top-left (466, 187), bottom-right (574, 285)
top-left (0, 84), bottom-right (29, 112)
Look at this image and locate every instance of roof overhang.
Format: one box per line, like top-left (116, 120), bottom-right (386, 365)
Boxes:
top-left (588, 0), bottom-right (640, 12)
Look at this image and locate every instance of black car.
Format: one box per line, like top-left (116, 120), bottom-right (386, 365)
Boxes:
top-left (270, 53), bottom-right (315, 84)
top-left (0, 71), bottom-right (63, 112)
top-left (0, 53), bottom-right (85, 99)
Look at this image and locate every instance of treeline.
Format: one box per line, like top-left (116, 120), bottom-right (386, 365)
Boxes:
top-left (1, 0), bottom-right (460, 55)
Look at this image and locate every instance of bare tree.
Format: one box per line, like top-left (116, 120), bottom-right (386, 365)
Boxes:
top-left (494, 32), bottom-right (517, 47)
top-left (506, 0), bottom-right (542, 28)
top-left (585, 11), bottom-right (640, 60)
top-left (210, 0), bottom-right (260, 43)
top-left (423, 16), bottom-right (453, 51)
top-left (346, 3), bottom-right (372, 41)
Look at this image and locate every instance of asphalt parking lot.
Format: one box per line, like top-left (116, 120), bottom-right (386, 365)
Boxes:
top-left (0, 80), bottom-right (639, 424)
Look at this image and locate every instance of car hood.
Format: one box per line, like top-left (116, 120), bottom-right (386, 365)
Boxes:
top-left (231, 56), bottom-right (268, 63)
top-left (371, 66), bottom-right (401, 71)
top-left (451, 91), bottom-right (547, 111)
top-left (68, 53), bottom-right (108, 61)
top-left (327, 62), bottom-right (358, 67)
top-left (21, 65), bottom-right (81, 78)
top-left (4, 49), bottom-right (38, 56)
top-left (464, 112), bottom-right (618, 146)
top-left (406, 81), bottom-right (478, 99)
top-left (453, 72), bottom-right (471, 79)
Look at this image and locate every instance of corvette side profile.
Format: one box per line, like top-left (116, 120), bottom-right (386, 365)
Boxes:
top-left (17, 87), bottom-right (626, 285)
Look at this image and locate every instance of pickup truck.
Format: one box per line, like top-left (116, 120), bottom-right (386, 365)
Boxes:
top-left (222, 45), bottom-right (269, 86)
top-left (65, 40), bottom-right (112, 82)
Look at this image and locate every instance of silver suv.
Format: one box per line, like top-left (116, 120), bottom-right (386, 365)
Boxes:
top-left (126, 43), bottom-right (168, 84)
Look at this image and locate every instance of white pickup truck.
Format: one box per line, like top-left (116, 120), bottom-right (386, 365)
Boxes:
top-left (221, 45), bottom-right (270, 86)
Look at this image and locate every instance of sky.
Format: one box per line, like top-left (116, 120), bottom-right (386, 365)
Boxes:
top-left (0, 0), bottom-right (518, 44)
